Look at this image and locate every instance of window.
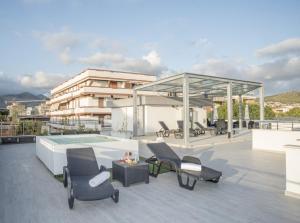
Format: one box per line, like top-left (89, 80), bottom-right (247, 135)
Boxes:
top-left (109, 81), bottom-right (117, 89)
top-left (91, 80), bottom-right (109, 87)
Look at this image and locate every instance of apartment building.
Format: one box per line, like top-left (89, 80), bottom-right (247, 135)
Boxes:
top-left (48, 69), bottom-right (156, 130)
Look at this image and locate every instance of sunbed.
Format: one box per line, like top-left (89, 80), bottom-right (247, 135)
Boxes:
top-left (146, 142), bottom-right (222, 190)
top-left (156, 121), bottom-right (171, 137)
top-left (174, 120), bottom-right (198, 138)
top-left (63, 147), bottom-right (119, 209)
top-left (194, 121), bottom-right (215, 135)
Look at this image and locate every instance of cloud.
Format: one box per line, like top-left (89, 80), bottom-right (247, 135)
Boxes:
top-left (191, 56), bottom-right (300, 94)
top-left (191, 38), bottom-right (212, 48)
top-left (191, 37), bottom-right (300, 94)
top-left (34, 28), bottom-right (79, 63)
top-left (192, 58), bottom-right (244, 78)
top-left (79, 50), bottom-right (167, 75)
top-left (256, 38), bottom-right (300, 58)
top-left (90, 37), bottom-right (124, 53)
top-left (59, 47), bottom-right (72, 64)
top-left (19, 71), bottom-right (67, 89)
top-left (142, 50), bottom-right (161, 66)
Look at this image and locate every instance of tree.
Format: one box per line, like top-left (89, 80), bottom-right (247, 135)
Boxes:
top-left (217, 102), bottom-right (275, 120)
top-left (286, 108), bottom-right (300, 117)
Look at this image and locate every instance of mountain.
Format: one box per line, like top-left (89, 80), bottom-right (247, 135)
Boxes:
top-left (0, 92), bottom-right (48, 108)
top-left (265, 91), bottom-right (300, 104)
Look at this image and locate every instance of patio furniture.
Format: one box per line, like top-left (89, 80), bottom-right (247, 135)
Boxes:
top-left (63, 147), bottom-right (119, 209)
top-left (174, 120), bottom-right (198, 139)
top-left (146, 142), bottom-right (222, 190)
top-left (112, 160), bottom-right (149, 187)
top-left (194, 121), bottom-right (215, 135)
top-left (215, 120), bottom-right (227, 135)
top-left (156, 121), bottom-right (171, 137)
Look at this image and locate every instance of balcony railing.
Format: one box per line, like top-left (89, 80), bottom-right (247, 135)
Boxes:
top-left (251, 120), bottom-right (300, 131)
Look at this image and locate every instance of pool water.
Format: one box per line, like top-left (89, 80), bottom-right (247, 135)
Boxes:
top-left (47, 136), bottom-right (117, 144)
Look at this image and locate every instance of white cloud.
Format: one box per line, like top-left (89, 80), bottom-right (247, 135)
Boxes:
top-left (246, 56), bottom-right (300, 81)
top-left (79, 52), bottom-right (124, 65)
top-left (79, 50), bottom-right (167, 75)
top-left (192, 58), bottom-right (244, 78)
top-left (34, 28), bottom-right (79, 63)
top-left (19, 71), bottom-right (67, 89)
top-left (142, 50), bottom-right (161, 66)
top-left (256, 38), bottom-right (300, 58)
top-left (191, 38), bottom-right (212, 48)
top-left (59, 47), bottom-right (72, 64)
top-left (191, 37), bottom-right (300, 94)
top-left (90, 37), bottom-right (124, 52)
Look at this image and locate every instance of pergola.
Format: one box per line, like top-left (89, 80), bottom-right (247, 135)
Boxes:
top-left (133, 72), bottom-right (264, 146)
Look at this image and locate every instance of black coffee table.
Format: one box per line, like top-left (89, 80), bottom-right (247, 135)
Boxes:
top-left (112, 160), bottom-right (149, 187)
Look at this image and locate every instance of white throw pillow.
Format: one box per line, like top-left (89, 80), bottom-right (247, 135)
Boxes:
top-left (181, 163), bottom-right (202, 172)
top-left (89, 171), bottom-right (110, 188)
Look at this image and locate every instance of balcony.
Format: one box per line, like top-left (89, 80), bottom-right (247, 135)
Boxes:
top-left (49, 107), bottom-right (111, 116)
top-left (49, 86), bottom-right (159, 104)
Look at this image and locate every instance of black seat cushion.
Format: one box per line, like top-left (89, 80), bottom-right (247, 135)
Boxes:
top-left (72, 176), bottom-right (114, 201)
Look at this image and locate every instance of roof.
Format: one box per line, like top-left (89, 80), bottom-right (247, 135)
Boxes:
top-left (107, 96), bottom-right (212, 108)
top-left (135, 73), bottom-right (262, 97)
top-left (51, 68), bottom-right (157, 95)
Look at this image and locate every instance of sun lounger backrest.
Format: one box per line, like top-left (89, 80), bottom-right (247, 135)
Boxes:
top-left (159, 121), bottom-right (169, 131)
top-left (177, 120), bottom-right (183, 130)
top-left (66, 147), bottom-right (100, 176)
top-left (147, 142), bottom-right (181, 167)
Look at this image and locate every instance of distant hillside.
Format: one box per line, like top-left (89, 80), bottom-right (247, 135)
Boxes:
top-left (0, 92), bottom-right (48, 108)
top-left (265, 91), bottom-right (300, 104)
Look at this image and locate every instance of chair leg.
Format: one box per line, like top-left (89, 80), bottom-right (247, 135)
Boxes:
top-left (206, 176), bottom-right (220, 183)
top-left (68, 186), bottom-right (74, 209)
top-left (111, 189), bottom-right (119, 203)
top-left (149, 162), bottom-right (162, 177)
top-left (177, 173), bottom-right (197, 190)
top-left (63, 166), bottom-right (68, 188)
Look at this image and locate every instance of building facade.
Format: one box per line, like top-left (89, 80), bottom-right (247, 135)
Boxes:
top-left (47, 69), bottom-right (156, 130)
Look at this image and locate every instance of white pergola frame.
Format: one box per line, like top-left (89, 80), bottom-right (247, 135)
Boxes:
top-left (133, 72), bottom-right (264, 146)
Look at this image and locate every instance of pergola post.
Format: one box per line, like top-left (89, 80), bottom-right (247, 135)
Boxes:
top-left (239, 95), bottom-right (243, 130)
top-left (227, 82), bottom-right (233, 138)
top-left (133, 89), bottom-right (137, 137)
top-left (183, 74), bottom-right (189, 146)
top-left (259, 85), bottom-right (264, 128)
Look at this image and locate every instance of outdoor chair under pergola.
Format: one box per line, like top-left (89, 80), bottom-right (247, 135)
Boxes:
top-left (133, 72), bottom-right (264, 147)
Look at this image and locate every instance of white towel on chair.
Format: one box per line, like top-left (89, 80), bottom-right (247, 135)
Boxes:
top-left (89, 171), bottom-right (110, 188)
top-left (181, 163), bottom-right (202, 172)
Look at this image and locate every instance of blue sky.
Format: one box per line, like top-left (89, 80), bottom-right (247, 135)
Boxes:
top-left (0, 0), bottom-right (300, 95)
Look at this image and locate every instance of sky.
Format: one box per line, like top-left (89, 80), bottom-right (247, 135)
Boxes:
top-left (0, 0), bottom-right (300, 96)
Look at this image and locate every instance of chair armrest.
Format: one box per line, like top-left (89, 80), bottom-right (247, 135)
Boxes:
top-left (182, 156), bottom-right (201, 165)
top-left (63, 166), bottom-right (70, 188)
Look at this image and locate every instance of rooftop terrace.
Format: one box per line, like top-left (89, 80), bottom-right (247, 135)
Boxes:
top-left (1, 135), bottom-right (300, 223)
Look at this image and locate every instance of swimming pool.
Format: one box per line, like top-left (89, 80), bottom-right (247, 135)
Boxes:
top-left (45, 135), bottom-right (117, 144)
top-left (36, 134), bottom-right (138, 175)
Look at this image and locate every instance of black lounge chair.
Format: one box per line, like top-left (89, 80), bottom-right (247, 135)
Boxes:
top-left (174, 120), bottom-right (198, 138)
top-left (156, 121), bottom-right (171, 137)
top-left (194, 121), bottom-right (216, 135)
top-left (146, 142), bottom-right (222, 190)
top-left (215, 119), bottom-right (227, 135)
top-left (63, 147), bottom-right (119, 209)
